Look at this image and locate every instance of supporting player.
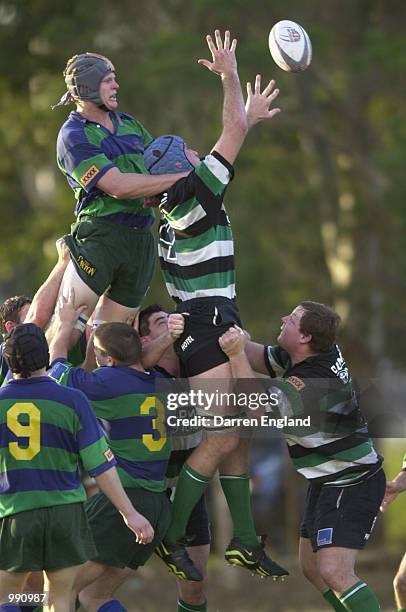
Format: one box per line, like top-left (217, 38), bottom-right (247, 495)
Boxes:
top-left (143, 29), bottom-right (286, 581)
top-left (52, 52), bottom-right (192, 348)
top-left (0, 237), bottom-right (71, 385)
top-left (0, 323), bottom-right (154, 612)
top-left (47, 298), bottom-right (184, 611)
top-left (139, 305), bottom-right (209, 612)
top-left (380, 453), bottom-right (406, 612)
top-left (219, 301), bottom-right (385, 612)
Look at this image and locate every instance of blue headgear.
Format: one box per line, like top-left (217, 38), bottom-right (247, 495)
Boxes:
top-left (144, 135), bottom-right (194, 175)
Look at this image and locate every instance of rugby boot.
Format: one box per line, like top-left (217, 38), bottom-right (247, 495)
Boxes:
top-left (225, 535), bottom-right (289, 579)
top-left (155, 540), bottom-right (203, 581)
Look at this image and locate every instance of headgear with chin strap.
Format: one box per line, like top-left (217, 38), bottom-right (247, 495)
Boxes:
top-left (52, 52), bottom-right (115, 110)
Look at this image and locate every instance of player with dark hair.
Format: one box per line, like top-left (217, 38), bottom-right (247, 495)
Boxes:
top-left (219, 301), bottom-right (385, 612)
top-left (0, 323), bottom-right (154, 612)
top-left (143, 30), bottom-right (286, 581)
top-left (47, 299), bottom-right (184, 611)
top-left (0, 238), bottom-right (71, 385)
top-left (139, 305), bottom-right (209, 611)
top-left (52, 52), bottom-right (191, 348)
top-left (380, 452), bottom-right (406, 612)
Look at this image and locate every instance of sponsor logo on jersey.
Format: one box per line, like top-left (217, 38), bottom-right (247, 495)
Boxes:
top-left (48, 361), bottom-right (70, 382)
top-left (286, 375), bottom-right (306, 391)
top-left (104, 448), bottom-right (115, 462)
top-left (80, 164), bottom-right (100, 187)
top-left (77, 255), bottom-right (96, 277)
top-left (181, 335), bottom-right (195, 352)
top-left (317, 527), bottom-right (333, 546)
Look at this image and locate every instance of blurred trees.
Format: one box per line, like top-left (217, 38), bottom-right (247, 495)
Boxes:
top-left (1, 0), bottom-right (406, 374)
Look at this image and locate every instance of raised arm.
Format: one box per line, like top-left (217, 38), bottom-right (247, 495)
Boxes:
top-left (198, 30), bottom-right (248, 164)
top-left (25, 238), bottom-right (71, 329)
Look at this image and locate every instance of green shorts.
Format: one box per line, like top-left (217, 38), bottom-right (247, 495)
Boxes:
top-left (64, 216), bottom-right (156, 308)
top-left (85, 488), bottom-right (171, 569)
top-left (0, 503), bottom-right (97, 572)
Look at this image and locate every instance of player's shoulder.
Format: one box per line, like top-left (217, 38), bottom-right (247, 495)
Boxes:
top-left (197, 151), bottom-right (234, 184)
top-left (57, 111), bottom-right (90, 151)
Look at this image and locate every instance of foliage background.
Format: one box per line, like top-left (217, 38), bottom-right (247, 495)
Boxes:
top-left (0, 1), bottom-right (405, 608)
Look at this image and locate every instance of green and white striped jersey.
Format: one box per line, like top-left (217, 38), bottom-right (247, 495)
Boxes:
top-left (158, 151), bottom-right (235, 304)
top-left (264, 344), bottom-right (382, 485)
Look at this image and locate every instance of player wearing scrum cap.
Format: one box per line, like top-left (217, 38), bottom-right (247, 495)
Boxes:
top-left (0, 323), bottom-right (154, 612)
top-left (143, 30), bottom-right (286, 582)
top-left (52, 52), bottom-right (190, 347)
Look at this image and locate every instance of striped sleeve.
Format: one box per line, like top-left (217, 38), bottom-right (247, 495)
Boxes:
top-left (264, 345), bottom-right (290, 377)
top-left (73, 391), bottom-right (116, 477)
top-left (57, 127), bottom-right (113, 192)
top-left (402, 452), bottom-right (406, 471)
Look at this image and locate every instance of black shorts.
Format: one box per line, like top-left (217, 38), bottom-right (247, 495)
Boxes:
top-left (175, 296), bottom-right (242, 376)
top-left (300, 467), bottom-right (386, 552)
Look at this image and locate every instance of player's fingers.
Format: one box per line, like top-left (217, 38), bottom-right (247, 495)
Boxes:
top-left (262, 79), bottom-right (276, 96)
top-left (230, 38), bottom-right (237, 53)
top-left (246, 81), bottom-right (253, 97)
top-left (255, 74), bottom-right (261, 94)
top-left (214, 29), bottom-right (223, 50)
top-left (267, 87), bottom-right (280, 102)
top-left (223, 30), bottom-right (230, 50)
top-left (267, 108), bottom-right (281, 119)
top-left (197, 59), bottom-right (213, 70)
top-left (205, 34), bottom-right (217, 56)
top-left (67, 287), bottom-right (75, 304)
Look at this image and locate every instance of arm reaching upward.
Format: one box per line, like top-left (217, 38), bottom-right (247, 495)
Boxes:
top-left (198, 30), bottom-right (248, 164)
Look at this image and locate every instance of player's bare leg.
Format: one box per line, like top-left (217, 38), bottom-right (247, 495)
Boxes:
top-left (77, 566), bottom-right (134, 612)
top-left (93, 294), bottom-right (139, 328)
top-left (299, 537), bottom-right (329, 592)
top-left (177, 544), bottom-right (210, 607)
top-left (43, 564), bottom-right (81, 612)
top-left (0, 569), bottom-right (29, 606)
top-left (48, 261), bottom-right (99, 348)
top-left (394, 552), bottom-right (406, 610)
top-left (316, 547), bottom-right (380, 610)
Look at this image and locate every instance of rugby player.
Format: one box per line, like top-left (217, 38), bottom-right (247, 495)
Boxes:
top-left (47, 298), bottom-right (184, 611)
top-left (380, 453), bottom-right (406, 612)
top-left (0, 323), bottom-right (153, 612)
top-left (143, 29), bottom-right (286, 580)
top-left (52, 52), bottom-right (191, 348)
top-left (219, 301), bottom-right (385, 612)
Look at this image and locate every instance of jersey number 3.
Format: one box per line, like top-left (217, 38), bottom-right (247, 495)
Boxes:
top-left (7, 402), bottom-right (41, 460)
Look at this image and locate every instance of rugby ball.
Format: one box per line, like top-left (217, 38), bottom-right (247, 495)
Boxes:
top-left (269, 20), bottom-right (312, 72)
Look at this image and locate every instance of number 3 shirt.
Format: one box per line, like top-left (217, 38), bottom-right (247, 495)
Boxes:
top-left (48, 360), bottom-right (171, 493)
top-left (0, 376), bottom-right (116, 517)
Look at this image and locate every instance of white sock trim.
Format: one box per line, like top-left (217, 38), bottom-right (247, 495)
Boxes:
top-left (340, 581), bottom-right (367, 602)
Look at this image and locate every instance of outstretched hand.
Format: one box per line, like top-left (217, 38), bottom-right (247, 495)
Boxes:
top-left (55, 288), bottom-right (87, 328)
top-left (198, 29), bottom-right (237, 77)
top-left (245, 75), bottom-right (280, 128)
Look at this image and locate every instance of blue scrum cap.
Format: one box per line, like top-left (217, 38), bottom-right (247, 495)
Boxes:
top-left (144, 135), bottom-right (194, 175)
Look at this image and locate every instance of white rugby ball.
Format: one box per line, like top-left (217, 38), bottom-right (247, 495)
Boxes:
top-left (269, 20), bottom-right (312, 72)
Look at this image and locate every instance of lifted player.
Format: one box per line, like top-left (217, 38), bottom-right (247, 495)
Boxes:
top-left (52, 52), bottom-right (191, 347)
top-left (143, 29), bottom-right (285, 581)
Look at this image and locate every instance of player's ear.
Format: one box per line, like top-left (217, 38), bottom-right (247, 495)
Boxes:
top-left (300, 332), bottom-right (312, 345)
top-left (5, 321), bottom-right (15, 334)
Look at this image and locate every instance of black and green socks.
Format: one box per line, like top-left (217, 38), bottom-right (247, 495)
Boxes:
top-left (219, 473), bottom-right (259, 547)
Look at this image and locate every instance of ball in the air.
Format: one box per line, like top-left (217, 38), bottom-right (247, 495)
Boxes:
top-left (269, 20), bottom-right (312, 72)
